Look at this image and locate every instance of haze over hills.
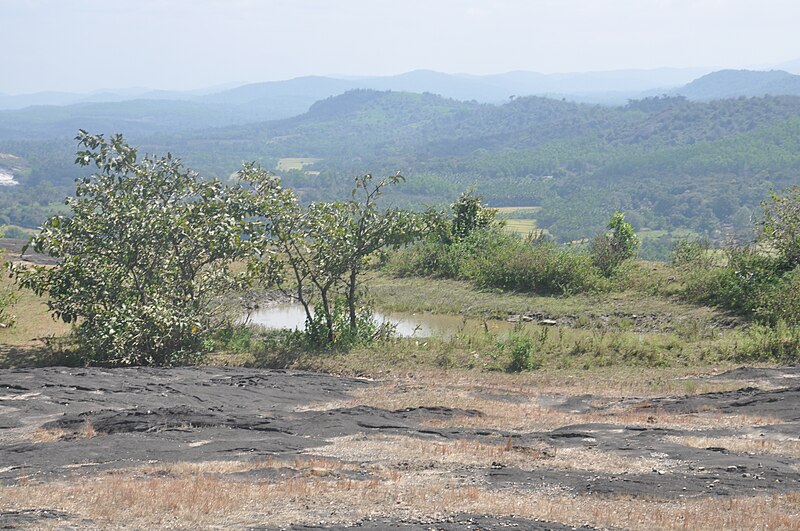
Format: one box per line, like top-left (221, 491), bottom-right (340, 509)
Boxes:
top-left (776, 58), bottom-right (800, 75)
top-left (0, 67), bottom-right (713, 111)
top-left (4, 66), bottom-right (800, 139)
top-left (4, 59), bottom-right (800, 112)
top-left (672, 70), bottom-right (800, 100)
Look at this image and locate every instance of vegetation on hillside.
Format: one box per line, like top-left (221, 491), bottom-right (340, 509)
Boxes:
top-left (3, 91), bottom-right (800, 258)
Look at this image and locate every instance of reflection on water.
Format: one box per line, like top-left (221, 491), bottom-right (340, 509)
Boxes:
top-left (244, 303), bottom-right (514, 338)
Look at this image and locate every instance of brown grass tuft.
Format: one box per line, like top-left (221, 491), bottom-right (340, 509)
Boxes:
top-left (667, 435), bottom-right (800, 458)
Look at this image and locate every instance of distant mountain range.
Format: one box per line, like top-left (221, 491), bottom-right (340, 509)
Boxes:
top-left (3, 66), bottom-right (800, 129)
top-left (0, 67), bottom-right (715, 111)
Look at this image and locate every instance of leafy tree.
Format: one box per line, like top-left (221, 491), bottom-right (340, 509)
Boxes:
top-left (590, 211), bottom-right (640, 275)
top-left (10, 131), bottom-right (253, 365)
top-left (240, 167), bottom-right (424, 346)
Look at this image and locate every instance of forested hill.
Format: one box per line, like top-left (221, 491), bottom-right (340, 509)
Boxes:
top-left (3, 89), bottom-right (800, 256)
top-left (151, 90), bottom-right (800, 247)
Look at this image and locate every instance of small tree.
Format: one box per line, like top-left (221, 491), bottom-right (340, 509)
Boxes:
top-left (241, 168), bottom-right (423, 346)
top-left (590, 211), bottom-right (640, 275)
top-left (760, 185), bottom-right (800, 267)
top-left (450, 190), bottom-right (497, 240)
top-left (10, 131), bottom-right (253, 365)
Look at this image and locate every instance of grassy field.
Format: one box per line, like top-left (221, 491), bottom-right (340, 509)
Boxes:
top-left (493, 206), bottom-right (549, 237)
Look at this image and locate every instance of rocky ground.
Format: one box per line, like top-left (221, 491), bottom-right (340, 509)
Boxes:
top-left (0, 366), bottom-right (799, 529)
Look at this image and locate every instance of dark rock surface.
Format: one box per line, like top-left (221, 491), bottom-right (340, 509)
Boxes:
top-left (0, 367), bottom-right (478, 482)
top-left (1, 365), bottom-right (800, 529)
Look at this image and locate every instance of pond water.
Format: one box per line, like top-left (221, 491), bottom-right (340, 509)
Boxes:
top-left (243, 303), bottom-right (516, 338)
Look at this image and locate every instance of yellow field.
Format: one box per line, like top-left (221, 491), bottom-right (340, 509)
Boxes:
top-left (493, 206), bottom-right (547, 237)
top-left (276, 158), bottom-right (322, 172)
top-left (502, 219), bottom-right (541, 236)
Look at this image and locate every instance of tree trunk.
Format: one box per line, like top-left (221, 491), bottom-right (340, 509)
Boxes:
top-left (319, 288), bottom-right (335, 344)
top-left (347, 265), bottom-right (358, 332)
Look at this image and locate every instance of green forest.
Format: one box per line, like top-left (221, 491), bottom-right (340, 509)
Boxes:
top-left (3, 90), bottom-right (800, 258)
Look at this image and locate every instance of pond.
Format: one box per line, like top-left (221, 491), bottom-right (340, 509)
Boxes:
top-left (243, 303), bottom-right (517, 338)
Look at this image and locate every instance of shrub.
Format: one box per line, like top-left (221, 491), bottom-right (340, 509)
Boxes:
top-left (450, 190), bottom-right (496, 240)
top-left (502, 333), bottom-right (544, 372)
top-left (470, 236), bottom-right (601, 295)
top-left (387, 226), bottom-right (603, 296)
top-left (671, 238), bottom-right (713, 268)
top-left (281, 298), bottom-right (394, 352)
top-left (754, 266), bottom-right (800, 325)
top-left (738, 321), bottom-right (800, 363)
top-left (590, 211), bottom-right (640, 276)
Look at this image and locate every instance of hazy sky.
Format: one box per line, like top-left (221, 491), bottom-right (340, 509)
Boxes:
top-left (2, 0), bottom-right (798, 94)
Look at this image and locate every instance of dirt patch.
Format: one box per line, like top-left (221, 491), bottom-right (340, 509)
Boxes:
top-left (0, 238), bottom-right (58, 266)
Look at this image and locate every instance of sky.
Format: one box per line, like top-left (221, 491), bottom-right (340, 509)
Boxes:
top-left (2, 0), bottom-right (799, 94)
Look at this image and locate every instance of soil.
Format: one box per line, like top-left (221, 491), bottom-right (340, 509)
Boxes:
top-left (1, 366), bottom-right (799, 529)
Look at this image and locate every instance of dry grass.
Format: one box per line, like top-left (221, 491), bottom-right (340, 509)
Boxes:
top-left (356, 367), bottom-right (762, 399)
top-left (27, 427), bottom-right (67, 444)
top-left (27, 418), bottom-right (98, 443)
top-left (338, 373), bottom-right (782, 432)
top-left (308, 433), bottom-right (675, 475)
top-left (128, 456), bottom-right (356, 478)
top-left (1, 468), bottom-right (798, 530)
top-left (0, 274), bottom-right (69, 348)
top-left (276, 157), bottom-right (322, 171)
top-left (667, 435), bottom-right (800, 458)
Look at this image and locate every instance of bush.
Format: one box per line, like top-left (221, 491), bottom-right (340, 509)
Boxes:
top-left (387, 226), bottom-right (603, 296)
top-left (469, 236), bottom-right (601, 295)
top-left (386, 240), bottom-right (464, 279)
top-left (450, 190), bottom-right (496, 240)
top-left (301, 299), bottom-right (391, 350)
top-left (754, 266), bottom-right (800, 325)
top-left (677, 243), bottom-right (793, 324)
top-left (738, 321), bottom-right (800, 363)
top-left (502, 333), bottom-right (543, 372)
